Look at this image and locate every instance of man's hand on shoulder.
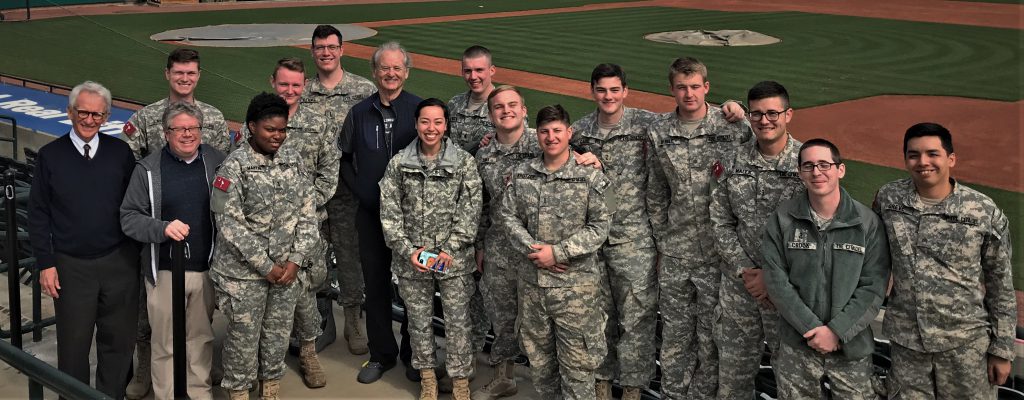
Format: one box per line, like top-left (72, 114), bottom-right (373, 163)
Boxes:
top-left (573, 151), bottom-right (603, 169)
top-left (721, 101), bottom-right (746, 123)
top-left (40, 267), bottom-right (60, 298)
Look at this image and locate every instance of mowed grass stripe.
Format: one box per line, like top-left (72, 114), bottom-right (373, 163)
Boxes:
top-left (356, 7), bottom-right (1021, 107)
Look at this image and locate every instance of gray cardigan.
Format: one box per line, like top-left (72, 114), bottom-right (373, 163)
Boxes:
top-left (120, 144), bottom-right (227, 284)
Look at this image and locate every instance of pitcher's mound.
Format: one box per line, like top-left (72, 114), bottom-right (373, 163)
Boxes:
top-left (151, 23), bottom-right (376, 47)
top-left (645, 29), bottom-right (780, 46)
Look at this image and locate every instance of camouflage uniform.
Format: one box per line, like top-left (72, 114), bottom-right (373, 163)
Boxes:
top-left (122, 98), bottom-right (234, 160)
top-left (448, 90), bottom-right (496, 353)
top-left (304, 72), bottom-right (377, 310)
top-left (571, 107), bottom-right (659, 388)
top-left (209, 141), bottom-right (319, 390)
top-left (874, 179), bottom-right (1015, 399)
top-left (448, 90), bottom-right (494, 154)
top-left (474, 129), bottom-right (539, 365)
top-left (379, 137), bottom-right (483, 378)
top-left (495, 153), bottom-right (611, 400)
top-left (774, 342), bottom-right (875, 399)
top-left (646, 104), bottom-right (752, 399)
top-left (708, 136), bottom-right (803, 399)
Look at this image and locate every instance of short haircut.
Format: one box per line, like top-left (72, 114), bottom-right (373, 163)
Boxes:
top-left (486, 85), bottom-right (525, 109)
top-left (462, 45), bottom-right (492, 64)
top-left (903, 122), bottom-right (954, 155)
top-left (162, 101), bottom-right (205, 132)
top-left (272, 57), bottom-right (305, 79)
top-left (535, 104), bottom-right (571, 128)
top-left (747, 80), bottom-right (790, 109)
top-left (311, 24), bottom-right (343, 45)
top-left (798, 138), bottom-right (843, 166)
top-left (68, 80), bottom-right (112, 113)
top-left (245, 92), bottom-right (289, 125)
top-left (590, 63), bottom-right (627, 88)
top-left (667, 57), bottom-right (707, 83)
top-left (166, 48), bottom-right (200, 70)
top-left (371, 41), bottom-right (412, 70)
top-left (415, 98), bottom-right (450, 135)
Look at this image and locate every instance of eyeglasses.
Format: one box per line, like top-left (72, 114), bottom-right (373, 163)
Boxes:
top-left (312, 45), bottom-right (341, 53)
top-left (747, 109), bottom-right (788, 121)
top-left (167, 126), bottom-right (202, 135)
top-left (376, 65), bottom-right (406, 73)
top-left (74, 108), bottom-right (107, 120)
top-left (799, 161), bottom-right (840, 172)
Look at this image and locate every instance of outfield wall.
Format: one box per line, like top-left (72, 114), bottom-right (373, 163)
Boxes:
top-left (0, 0), bottom-right (124, 11)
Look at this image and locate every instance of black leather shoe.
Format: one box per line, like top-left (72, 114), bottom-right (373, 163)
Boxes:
top-left (356, 360), bottom-right (395, 384)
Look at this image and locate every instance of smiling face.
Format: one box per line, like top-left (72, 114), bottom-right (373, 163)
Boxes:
top-left (670, 73), bottom-right (709, 116)
top-left (247, 116), bottom-right (288, 155)
top-left (537, 120), bottom-right (572, 161)
top-left (68, 91), bottom-right (108, 140)
top-left (416, 105), bottom-right (447, 152)
top-left (372, 49), bottom-right (409, 94)
top-left (461, 55), bottom-right (495, 96)
top-left (165, 113), bottom-right (202, 159)
top-left (271, 67), bottom-right (305, 107)
top-left (748, 96), bottom-right (792, 145)
top-left (164, 61), bottom-right (200, 99)
top-left (905, 135), bottom-right (956, 191)
top-left (799, 145), bottom-right (845, 199)
top-left (311, 34), bottom-right (342, 74)
top-left (592, 76), bottom-right (628, 117)
top-left (488, 89), bottom-right (526, 134)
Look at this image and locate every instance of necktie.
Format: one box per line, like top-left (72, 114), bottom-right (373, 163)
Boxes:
top-left (83, 144), bottom-right (91, 160)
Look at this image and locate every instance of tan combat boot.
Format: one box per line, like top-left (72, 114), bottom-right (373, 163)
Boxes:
top-left (622, 386), bottom-right (642, 400)
top-left (419, 369), bottom-right (438, 400)
top-left (452, 377), bottom-right (471, 400)
top-left (125, 341), bottom-right (151, 399)
top-left (228, 389), bottom-right (249, 400)
top-left (471, 360), bottom-right (517, 400)
top-left (595, 379), bottom-right (613, 400)
top-left (260, 379), bottom-right (280, 400)
top-left (344, 306), bottom-right (369, 355)
top-left (299, 340), bottom-right (327, 388)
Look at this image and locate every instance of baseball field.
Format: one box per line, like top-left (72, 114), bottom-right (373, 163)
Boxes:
top-left (0, 0), bottom-right (1021, 283)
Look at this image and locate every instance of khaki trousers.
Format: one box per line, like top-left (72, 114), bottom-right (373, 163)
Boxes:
top-left (146, 270), bottom-right (216, 400)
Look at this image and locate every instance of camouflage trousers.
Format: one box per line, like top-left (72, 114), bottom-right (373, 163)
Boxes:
top-left (518, 280), bottom-right (607, 400)
top-left (213, 273), bottom-right (300, 390)
top-left (327, 185), bottom-right (365, 308)
top-left (293, 233), bottom-right (328, 341)
top-left (594, 239), bottom-right (659, 387)
top-left (479, 237), bottom-right (521, 364)
top-left (714, 272), bottom-right (779, 400)
top-left (397, 274), bottom-right (475, 379)
top-left (468, 272), bottom-right (490, 353)
top-left (775, 342), bottom-right (874, 400)
top-left (888, 338), bottom-right (996, 400)
top-left (658, 255), bottom-right (720, 400)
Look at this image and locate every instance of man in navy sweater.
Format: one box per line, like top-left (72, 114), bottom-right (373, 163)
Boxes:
top-left (29, 81), bottom-right (138, 399)
top-left (339, 41), bottom-right (421, 384)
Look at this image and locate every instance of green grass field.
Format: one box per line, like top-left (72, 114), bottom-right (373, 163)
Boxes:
top-left (1, 0), bottom-right (1021, 283)
top-left (356, 7), bottom-right (1023, 108)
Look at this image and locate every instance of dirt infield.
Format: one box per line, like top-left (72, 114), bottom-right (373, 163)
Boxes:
top-left (10, 0), bottom-right (1020, 191)
top-left (340, 43), bottom-right (1022, 192)
top-left (9, 0), bottom-right (1021, 29)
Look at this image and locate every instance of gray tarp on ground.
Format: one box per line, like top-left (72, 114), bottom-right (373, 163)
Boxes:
top-left (645, 29), bottom-right (780, 46)
top-left (151, 24), bottom-right (377, 47)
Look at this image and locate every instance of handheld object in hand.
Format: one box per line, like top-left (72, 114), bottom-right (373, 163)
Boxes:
top-left (418, 250), bottom-right (448, 273)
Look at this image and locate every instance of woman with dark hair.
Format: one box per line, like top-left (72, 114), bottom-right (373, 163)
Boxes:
top-left (210, 92), bottom-right (319, 400)
top-left (379, 98), bottom-right (483, 400)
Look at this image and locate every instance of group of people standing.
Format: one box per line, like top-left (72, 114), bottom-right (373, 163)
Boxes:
top-left (26, 22), bottom-right (1013, 400)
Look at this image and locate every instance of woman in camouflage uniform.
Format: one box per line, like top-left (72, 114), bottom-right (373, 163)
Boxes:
top-left (379, 98), bottom-right (483, 400)
top-left (210, 93), bottom-right (319, 400)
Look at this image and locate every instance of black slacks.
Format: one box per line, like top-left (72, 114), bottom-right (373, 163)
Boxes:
top-left (356, 206), bottom-right (411, 365)
top-left (53, 241), bottom-right (140, 399)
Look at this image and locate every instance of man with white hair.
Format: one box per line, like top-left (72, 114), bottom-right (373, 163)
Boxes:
top-left (29, 80), bottom-right (139, 398)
